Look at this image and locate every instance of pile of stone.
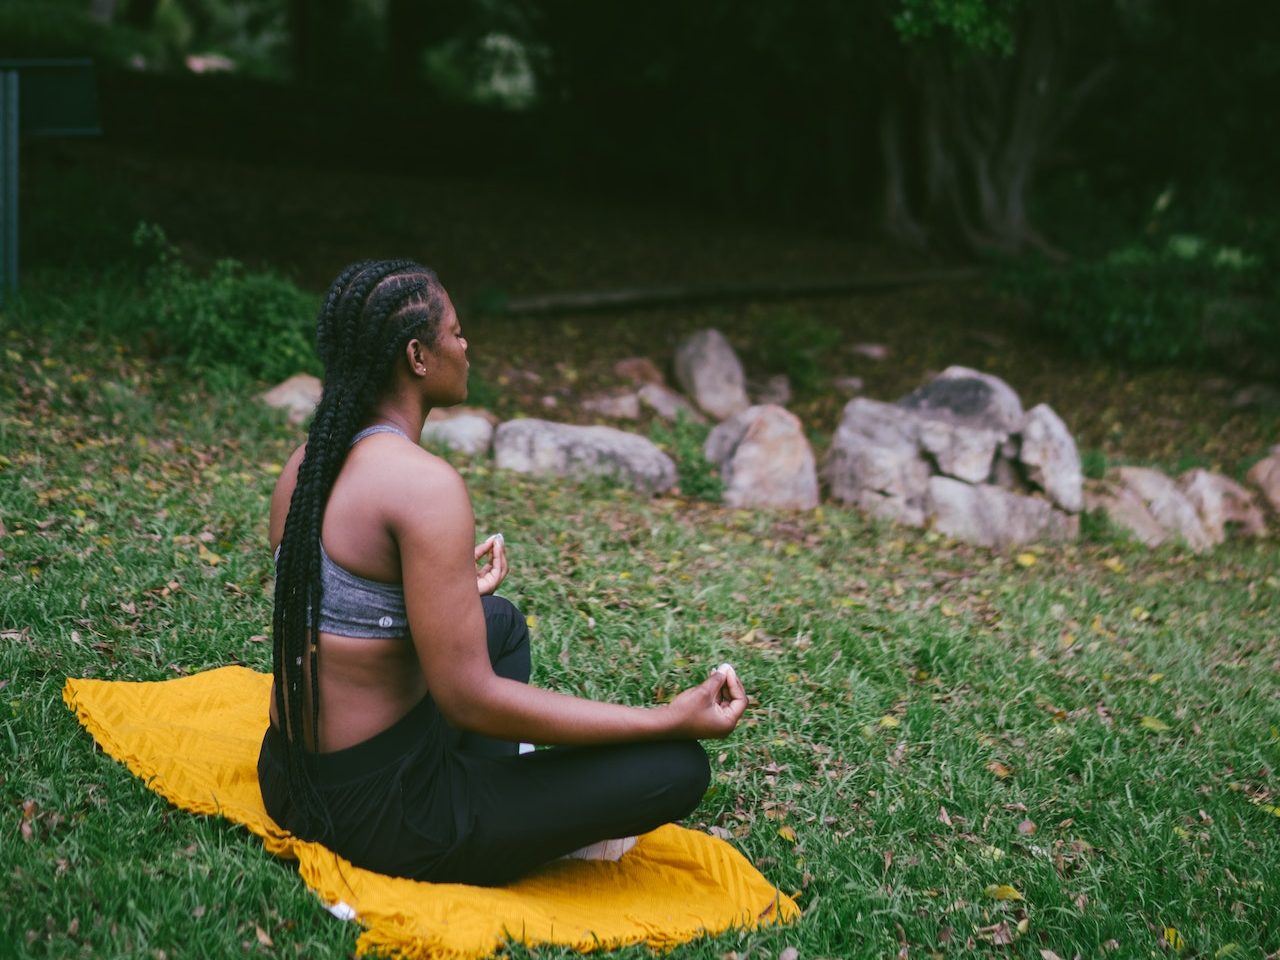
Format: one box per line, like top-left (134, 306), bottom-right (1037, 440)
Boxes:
top-left (823, 367), bottom-right (1081, 548)
top-left (257, 331), bottom-right (1277, 551)
top-left (1085, 457), bottom-right (1274, 552)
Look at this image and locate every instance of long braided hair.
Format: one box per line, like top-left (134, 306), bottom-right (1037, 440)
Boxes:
top-left (272, 259), bottom-right (449, 832)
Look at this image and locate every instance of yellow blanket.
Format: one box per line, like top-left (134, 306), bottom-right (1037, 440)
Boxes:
top-left (63, 666), bottom-right (798, 959)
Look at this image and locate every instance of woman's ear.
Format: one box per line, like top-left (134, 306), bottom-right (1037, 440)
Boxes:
top-left (405, 338), bottom-right (431, 378)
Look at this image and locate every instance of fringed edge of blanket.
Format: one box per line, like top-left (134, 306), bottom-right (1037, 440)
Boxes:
top-left (60, 678), bottom-right (296, 857)
top-left (349, 887), bottom-right (801, 959)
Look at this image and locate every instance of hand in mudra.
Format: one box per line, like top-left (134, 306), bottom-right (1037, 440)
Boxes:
top-left (474, 534), bottom-right (508, 595)
top-left (666, 664), bottom-right (748, 739)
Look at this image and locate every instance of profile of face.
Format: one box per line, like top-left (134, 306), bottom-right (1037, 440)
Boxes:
top-left (419, 291), bottom-right (470, 407)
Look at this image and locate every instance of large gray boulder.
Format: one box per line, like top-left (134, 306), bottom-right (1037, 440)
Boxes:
top-left (493, 419), bottom-right (676, 495)
top-left (259, 373), bottom-right (321, 425)
top-left (1179, 468), bottom-right (1267, 543)
top-left (705, 405), bottom-right (818, 510)
top-left (674, 329), bottom-right (750, 421)
top-left (896, 366), bottom-right (1024, 434)
top-left (927, 477), bottom-right (1078, 548)
top-left (1019, 404), bottom-right (1084, 512)
top-left (823, 397), bottom-right (931, 526)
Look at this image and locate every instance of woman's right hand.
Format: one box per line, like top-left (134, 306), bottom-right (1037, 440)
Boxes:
top-left (664, 665), bottom-right (748, 739)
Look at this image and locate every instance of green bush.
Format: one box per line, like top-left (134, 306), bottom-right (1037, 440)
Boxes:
top-left (0, 2), bottom-right (166, 66)
top-left (649, 413), bottom-right (722, 502)
top-left (1007, 232), bottom-right (1278, 368)
top-left (755, 309), bottom-right (843, 394)
top-left (132, 223), bottom-right (319, 383)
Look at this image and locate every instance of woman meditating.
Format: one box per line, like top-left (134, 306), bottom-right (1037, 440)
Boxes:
top-left (257, 259), bottom-right (748, 885)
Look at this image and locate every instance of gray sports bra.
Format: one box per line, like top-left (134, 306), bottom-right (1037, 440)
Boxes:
top-left (275, 424), bottom-right (411, 640)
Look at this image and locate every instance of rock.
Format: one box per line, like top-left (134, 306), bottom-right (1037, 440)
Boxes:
top-left (420, 415), bottom-right (494, 457)
top-left (704, 405), bottom-right (818, 510)
top-left (493, 419), bottom-right (676, 495)
top-left (673, 329), bottom-right (750, 420)
top-left (1018, 404), bottom-right (1084, 513)
top-left (637, 383), bottom-right (706, 424)
top-left (823, 398), bottom-right (931, 526)
top-left (1084, 479), bottom-right (1168, 547)
top-left (1246, 447), bottom-right (1280, 514)
top-left (426, 405), bottom-right (498, 426)
top-left (1109, 466), bottom-right (1213, 552)
top-left (581, 390), bottom-right (641, 420)
top-left (851, 343), bottom-right (890, 361)
top-left (259, 373), bottom-right (321, 425)
top-left (1179, 469), bottom-right (1266, 544)
top-left (926, 477), bottom-right (1077, 548)
top-left (897, 366), bottom-right (1024, 435)
top-left (832, 375), bottom-right (865, 395)
top-left (916, 418), bottom-right (1002, 483)
top-left (991, 455), bottom-right (1034, 495)
top-left (751, 374), bottom-right (792, 407)
top-left (612, 357), bottom-right (666, 386)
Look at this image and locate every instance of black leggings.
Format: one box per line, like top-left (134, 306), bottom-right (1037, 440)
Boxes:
top-left (258, 596), bottom-right (711, 885)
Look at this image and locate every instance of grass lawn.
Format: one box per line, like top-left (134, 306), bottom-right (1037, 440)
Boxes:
top-left (2, 307), bottom-right (1279, 960)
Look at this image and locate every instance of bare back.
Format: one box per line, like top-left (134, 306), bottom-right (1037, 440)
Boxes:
top-left (268, 432), bottom-right (476, 751)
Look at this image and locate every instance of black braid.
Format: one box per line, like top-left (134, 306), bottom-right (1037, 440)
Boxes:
top-left (271, 259), bottom-right (448, 837)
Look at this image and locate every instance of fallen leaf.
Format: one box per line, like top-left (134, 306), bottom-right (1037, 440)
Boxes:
top-left (1103, 557), bottom-right (1125, 573)
top-left (1041, 951), bottom-right (1065, 960)
top-left (1140, 716), bottom-right (1171, 733)
top-left (938, 806), bottom-right (953, 828)
top-left (1162, 927), bottom-right (1184, 951)
top-left (198, 544), bottom-right (222, 566)
top-left (779, 948), bottom-right (799, 960)
top-left (1016, 552), bottom-right (1037, 567)
top-left (984, 883), bottom-right (1023, 901)
top-left (878, 715), bottom-right (900, 729)
top-left (1017, 819), bottom-right (1038, 835)
top-left (987, 761), bottom-right (1012, 779)
top-left (707, 826), bottom-right (732, 840)
top-left (777, 825), bottom-right (797, 843)
top-left (247, 634), bottom-right (268, 644)
top-left (255, 925), bottom-right (273, 948)
top-left (1103, 940), bottom-right (1120, 952)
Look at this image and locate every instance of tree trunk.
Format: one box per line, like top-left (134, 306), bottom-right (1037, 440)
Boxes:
top-left (880, 0), bottom-right (1097, 258)
top-left (387, 0), bottom-right (431, 93)
top-left (289, 0), bottom-right (352, 87)
top-left (87, 0), bottom-right (116, 24)
top-left (124, 0), bottom-right (160, 30)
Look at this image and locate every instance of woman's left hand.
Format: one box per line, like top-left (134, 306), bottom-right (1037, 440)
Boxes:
top-left (475, 534), bottom-right (508, 595)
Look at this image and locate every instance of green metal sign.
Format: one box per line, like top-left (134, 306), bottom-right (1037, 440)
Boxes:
top-left (0, 59), bottom-right (102, 307)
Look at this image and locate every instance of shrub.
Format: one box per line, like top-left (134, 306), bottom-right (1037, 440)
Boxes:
top-left (649, 413), bottom-right (722, 502)
top-left (131, 223), bottom-right (319, 383)
top-left (1007, 232), bottom-right (1278, 369)
top-left (756, 309), bottom-right (843, 394)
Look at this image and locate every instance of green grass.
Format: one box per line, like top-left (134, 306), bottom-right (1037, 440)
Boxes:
top-left (2, 320), bottom-right (1279, 960)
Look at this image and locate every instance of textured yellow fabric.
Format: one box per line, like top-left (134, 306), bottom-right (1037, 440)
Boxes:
top-left (63, 666), bottom-right (799, 959)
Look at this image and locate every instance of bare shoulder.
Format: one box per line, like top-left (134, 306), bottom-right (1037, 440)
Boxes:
top-left (268, 443), bottom-right (307, 548)
top-left (369, 443), bottom-right (472, 528)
